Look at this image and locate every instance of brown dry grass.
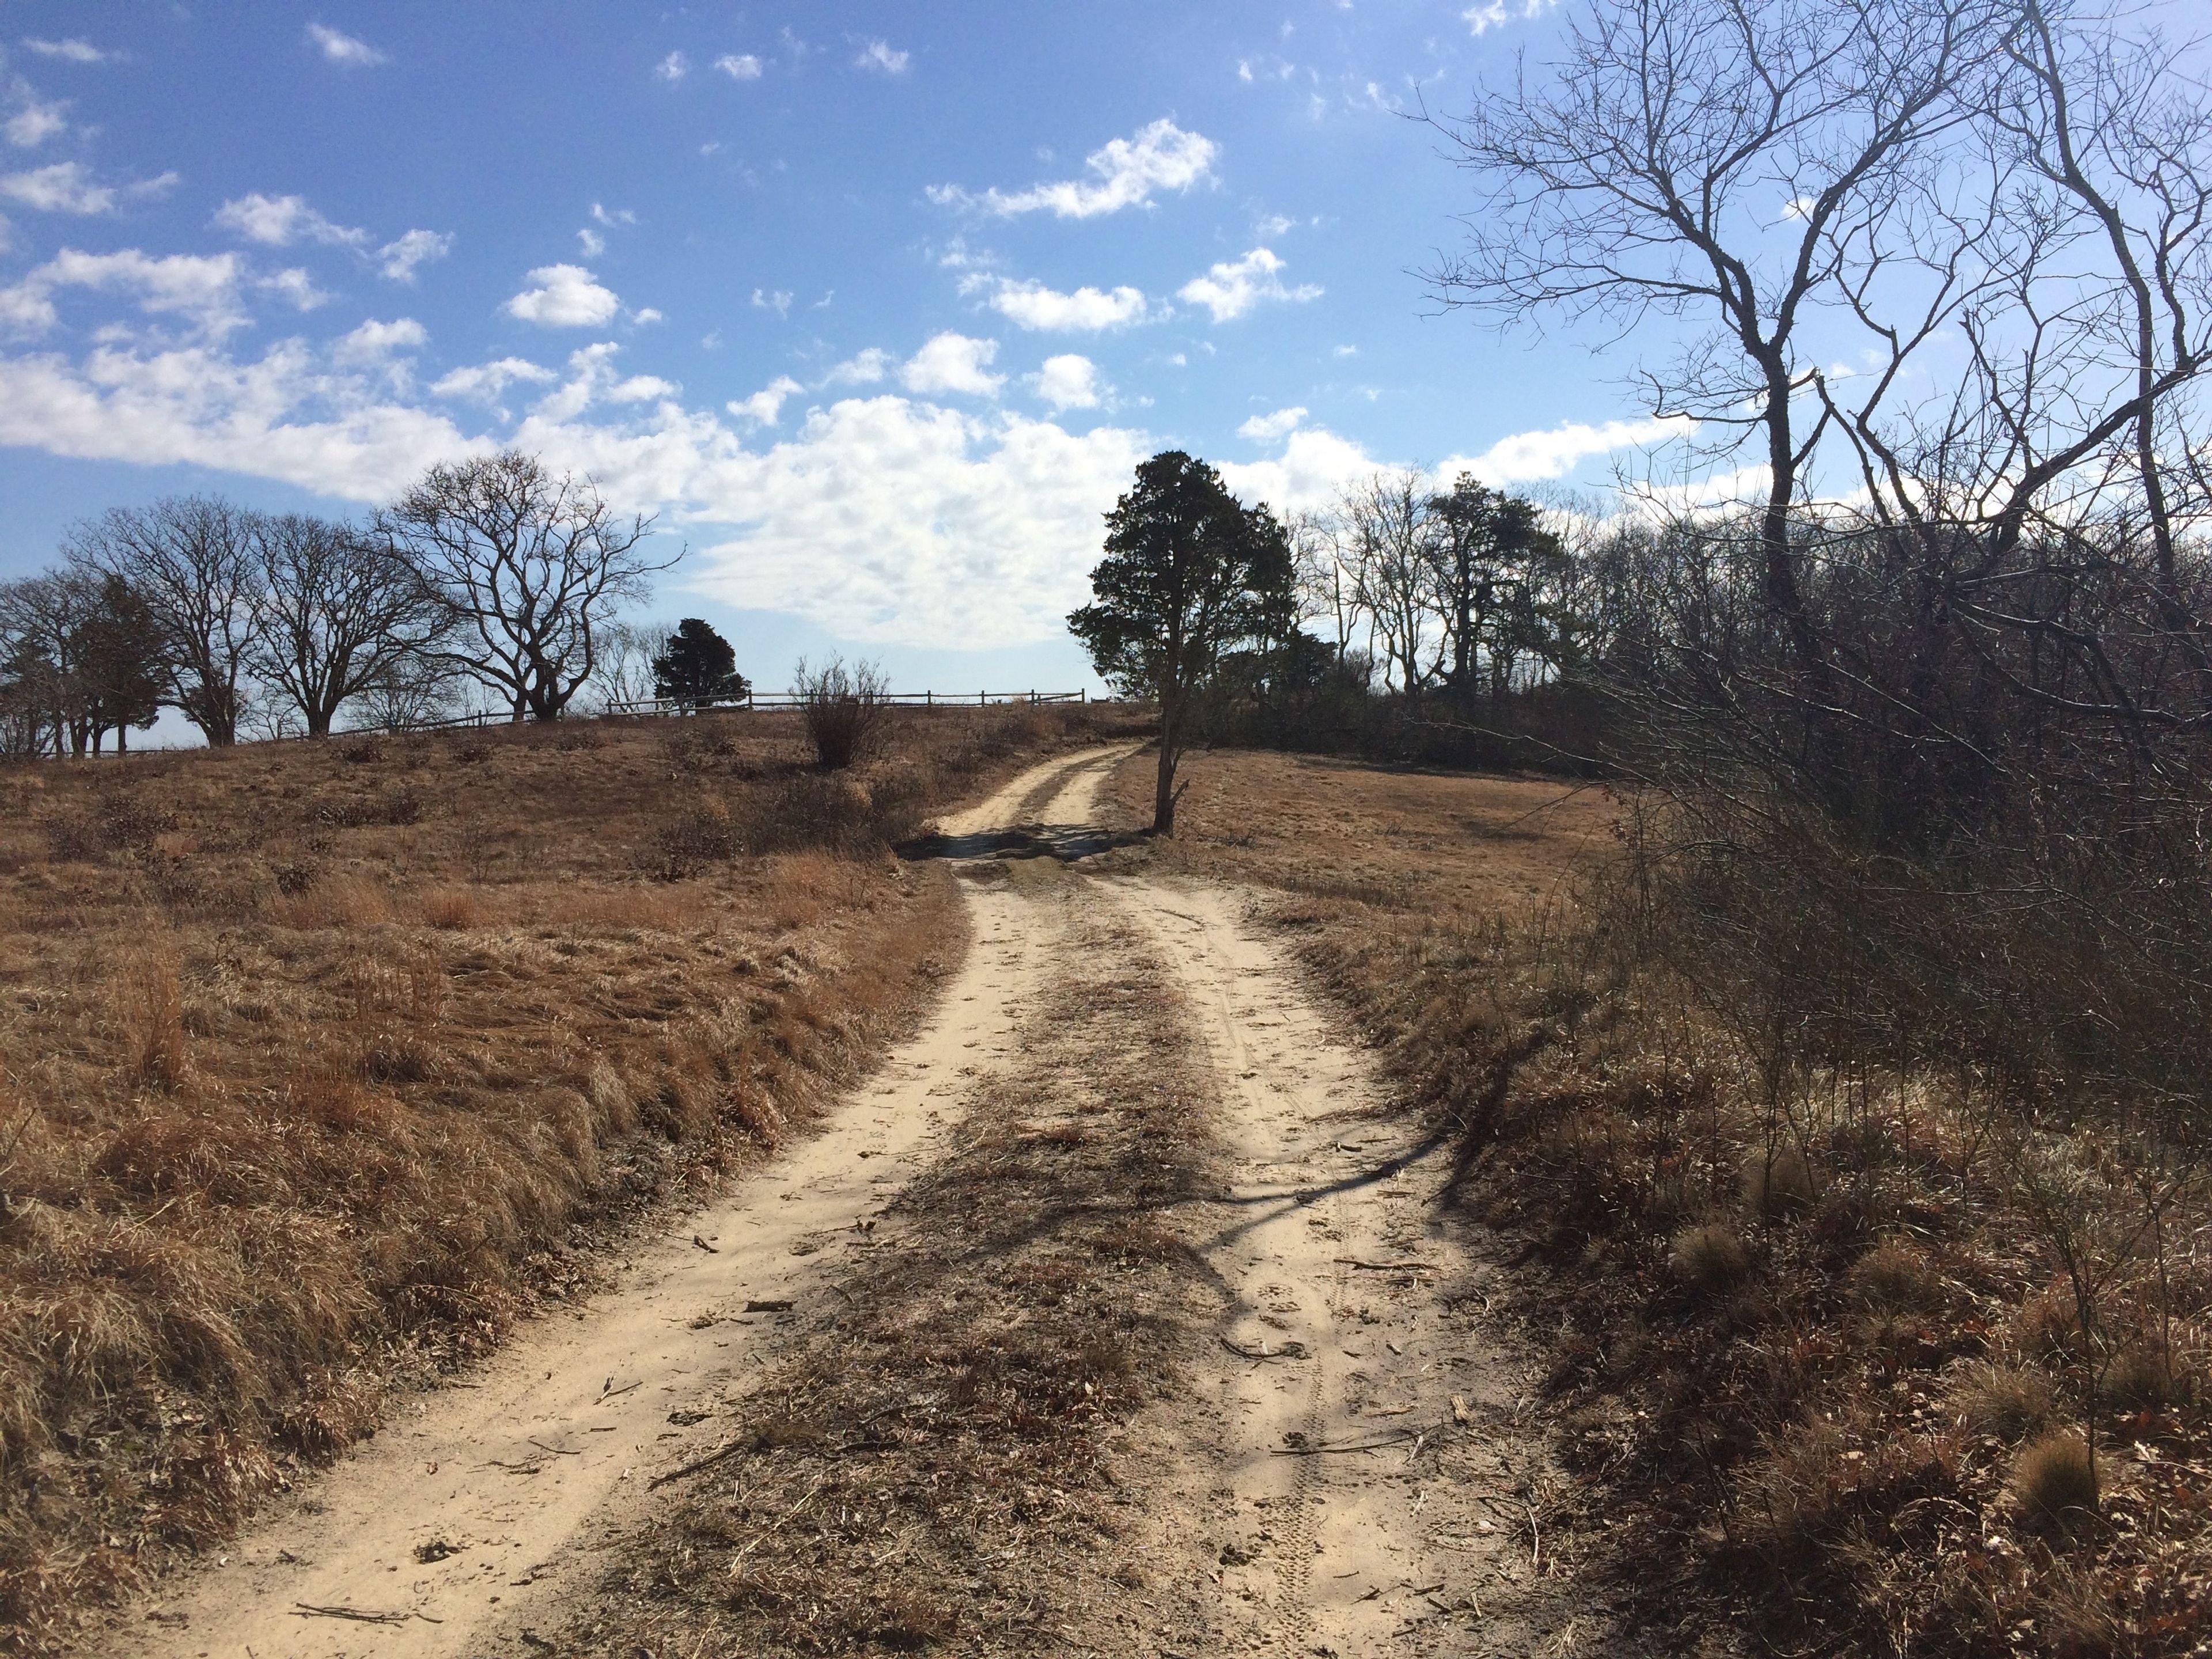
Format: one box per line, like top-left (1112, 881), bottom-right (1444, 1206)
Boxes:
top-left (1113, 745), bottom-right (2212, 1658)
top-left (0, 703), bottom-right (1127, 1652)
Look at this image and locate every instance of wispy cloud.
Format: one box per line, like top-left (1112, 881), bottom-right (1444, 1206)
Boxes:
top-left (855, 39), bottom-right (910, 75)
top-left (21, 39), bottom-right (112, 64)
top-left (656, 50), bottom-right (691, 81)
top-left (729, 374), bottom-right (804, 425)
top-left (377, 229), bottom-right (450, 283)
top-left (0, 161), bottom-right (175, 215)
top-left (213, 192), bottom-right (367, 248)
top-left (1463, 0), bottom-right (1556, 35)
top-left (930, 119), bottom-right (1217, 219)
top-left (5, 97), bottom-right (68, 148)
top-left (1176, 247), bottom-right (1320, 322)
top-left (980, 278), bottom-right (1149, 332)
top-left (752, 287), bottom-right (793, 319)
top-left (0, 247), bottom-right (249, 338)
top-left (715, 53), bottom-right (764, 80)
top-left (306, 23), bottom-right (387, 67)
top-left (1238, 406), bottom-right (1308, 442)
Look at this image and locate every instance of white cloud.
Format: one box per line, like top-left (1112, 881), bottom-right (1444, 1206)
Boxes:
top-left (609, 373), bottom-right (678, 403)
top-left (0, 322), bottom-right (1157, 647)
top-left (1238, 406), bottom-right (1308, 442)
top-left (729, 374), bottom-right (804, 425)
top-left (1177, 248), bottom-right (1321, 323)
top-left (899, 332), bottom-right (1002, 397)
top-left (1219, 426), bottom-right (1379, 516)
top-left (930, 118), bottom-right (1217, 219)
top-left (22, 39), bottom-right (111, 63)
top-left (430, 356), bottom-right (556, 405)
top-left (1779, 195), bottom-right (1818, 222)
top-left (632, 306), bottom-right (664, 325)
top-left (306, 23), bottom-right (386, 66)
top-left (377, 229), bottom-right (450, 283)
top-left (6, 99), bottom-right (67, 148)
top-left (0, 248), bottom-right (248, 338)
top-left (0, 339), bottom-right (481, 499)
top-left (1464, 0), bottom-right (1557, 33)
top-left (213, 191), bottom-right (368, 248)
top-left (855, 39), bottom-right (909, 75)
top-left (1439, 416), bottom-right (1695, 484)
top-left (715, 53), bottom-right (764, 80)
top-left (656, 51), bottom-right (690, 81)
top-left (824, 347), bottom-right (892, 387)
top-left (590, 203), bottom-right (636, 228)
top-left (0, 161), bottom-right (174, 215)
top-left (257, 267), bottom-right (331, 311)
top-left (577, 227), bottom-right (605, 257)
top-left (1031, 354), bottom-right (1102, 412)
top-left (1332, 344), bottom-right (1358, 357)
top-left (752, 287), bottom-right (793, 319)
top-left (984, 278), bottom-right (1148, 332)
top-left (334, 317), bottom-right (427, 364)
top-left (504, 264), bottom-right (622, 328)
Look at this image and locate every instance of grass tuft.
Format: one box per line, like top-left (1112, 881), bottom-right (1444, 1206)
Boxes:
top-left (2011, 1431), bottom-right (2100, 1529)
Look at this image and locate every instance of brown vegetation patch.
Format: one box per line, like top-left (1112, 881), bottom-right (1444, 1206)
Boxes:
top-left (0, 704), bottom-right (1126, 1651)
top-left (1116, 745), bottom-right (2212, 1657)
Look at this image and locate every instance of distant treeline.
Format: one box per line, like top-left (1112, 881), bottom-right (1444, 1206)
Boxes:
top-left (0, 450), bottom-right (674, 757)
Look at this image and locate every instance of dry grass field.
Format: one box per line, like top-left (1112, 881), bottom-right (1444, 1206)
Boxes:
top-left (1119, 748), bottom-right (2212, 1657)
top-left (0, 703), bottom-right (1126, 1650)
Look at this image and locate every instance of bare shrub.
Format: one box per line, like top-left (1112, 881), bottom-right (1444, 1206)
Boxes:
top-left (652, 798), bottom-right (738, 880)
top-left (734, 771), bottom-right (926, 858)
top-left (315, 785), bottom-right (422, 828)
top-left (793, 656), bottom-right (891, 771)
top-left (2012, 1431), bottom-right (2100, 1528)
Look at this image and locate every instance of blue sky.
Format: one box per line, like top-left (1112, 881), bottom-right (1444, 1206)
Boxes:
top-left (0, 0), bottom-right (1671, 694)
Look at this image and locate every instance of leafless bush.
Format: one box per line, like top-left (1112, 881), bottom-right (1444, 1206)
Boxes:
top-left (793, 656), bottom-right (891, 771)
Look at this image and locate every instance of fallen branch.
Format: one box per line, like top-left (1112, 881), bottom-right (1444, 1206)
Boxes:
top-left (649, 1438), bottom-right (748, 1489)
top-left (291, 1602), bottom-right (436, 1626)
top-left (1271, 1429), bottom-right (1415, 1457)
top-left (1334, 1257), bottom-right (1434, 1272)
top-left (1221, 1336), bottom-right (1308, 1361)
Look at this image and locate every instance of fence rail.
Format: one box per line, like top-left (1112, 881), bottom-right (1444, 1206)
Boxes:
top-left (600, 688), bottom-right (1088, 718)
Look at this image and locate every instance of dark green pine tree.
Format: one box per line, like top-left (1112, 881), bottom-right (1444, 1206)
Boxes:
top-left (652, 618), bottom-right (749, 708)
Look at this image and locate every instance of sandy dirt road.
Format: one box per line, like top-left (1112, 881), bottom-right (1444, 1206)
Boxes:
top-left (91, 743), bottom-right (1608, 1658)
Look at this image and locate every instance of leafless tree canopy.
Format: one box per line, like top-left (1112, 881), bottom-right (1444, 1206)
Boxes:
top-left (65, 496), bottom-right (264, 745)
top-left (380, 452), bottom-right (674, 723)
top-left (251, 514), bottom-right (447, 737)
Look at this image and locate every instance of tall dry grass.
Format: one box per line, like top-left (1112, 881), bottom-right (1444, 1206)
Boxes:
top-left (0, 702), bottom-right (1127, 1650)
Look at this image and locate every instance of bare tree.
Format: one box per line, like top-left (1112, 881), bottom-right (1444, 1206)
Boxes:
top-left (1340, 470), bottom-right (1435, 695)
top-left (66, 496), bottom-right (264, 744)
top-left (1427, 0), bottom-right (2006, 669)
top-left (378, 452), bottom-right (676, 722)
top-left (581, 618), bottom-right (674, 714)
top-left (250, 514), bottom-right (448, 737)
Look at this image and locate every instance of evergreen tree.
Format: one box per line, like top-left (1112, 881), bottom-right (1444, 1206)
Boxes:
top-left (1067, 451), bottom-right (1291, 834)
top-left (652, 618), bottom-right (749, 708)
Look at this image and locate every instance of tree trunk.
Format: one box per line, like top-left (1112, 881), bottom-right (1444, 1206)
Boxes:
top-left (1153, 690), bottom-right (1179, 835)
